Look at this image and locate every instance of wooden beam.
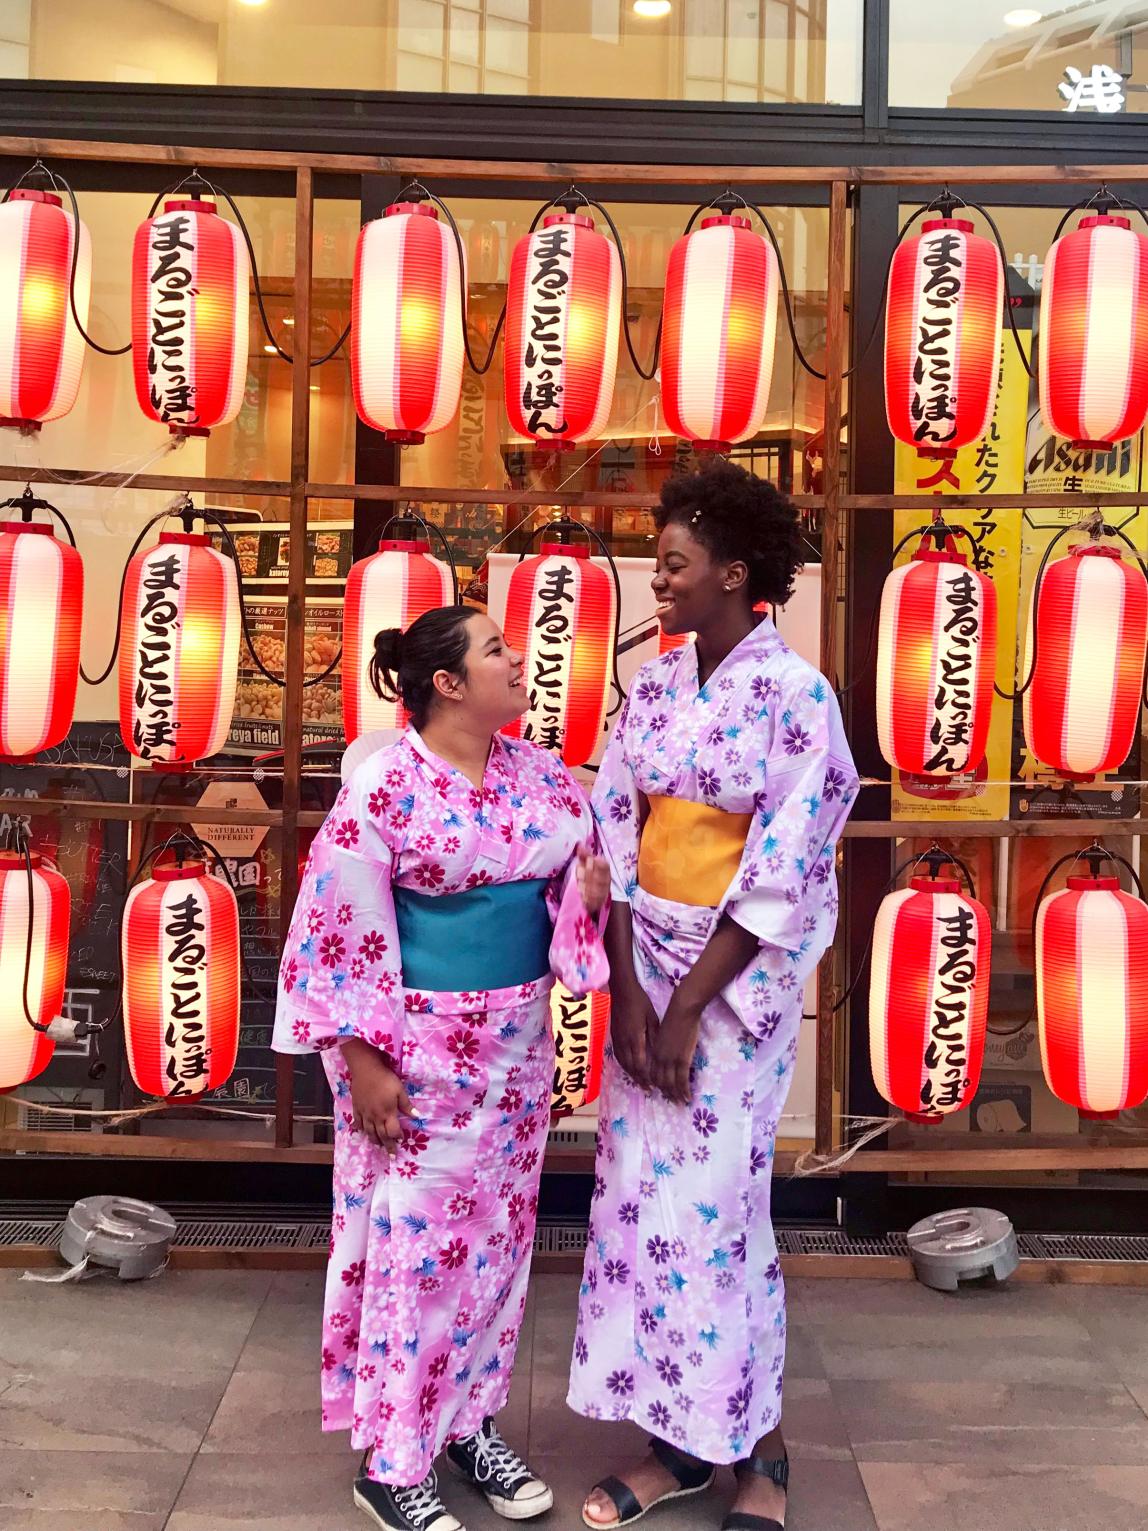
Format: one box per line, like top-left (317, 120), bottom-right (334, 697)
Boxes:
top-left (841, 818), bottom-right (1145, 838)
top-left (0, 1129), bottom-right (331, 1163)
top-left (0, 464), bottom-right (291, 497)
top-left (307, 481), bottom-right (824, 511)
top-left (842, 491), bottom-right (1148, 511)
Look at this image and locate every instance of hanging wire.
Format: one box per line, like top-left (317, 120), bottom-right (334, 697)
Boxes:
top-left (397, 180), bottom-right (506, 375)
top-left (379, 507), bottom-right (461, 601)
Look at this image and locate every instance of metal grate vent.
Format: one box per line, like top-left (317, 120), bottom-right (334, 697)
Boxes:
top-left (0, 1220), bottom-right (62, 1248)
top-left (777, 1229), bottom-right (909, 1257)
top-left (534, 1222), bottom-right (589, 1256)
top-left (170, 1220), bottom-right (328, 1250)
top-left (1021, 1232), bottom-right (1148, 1262)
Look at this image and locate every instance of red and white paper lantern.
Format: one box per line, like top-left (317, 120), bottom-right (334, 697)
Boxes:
top-left (869, 873), bottom-right (991, 1121)
top-left (119, 531), bottom-right (241, 767)
top-left (122, 856), bottom-right (240, 1099)
top-left (0, 846), bottom-right (69, 1090)
top-left (352, 202), bottom-right (465, 443)
top-left (551, 986), bottom-right (610, 1115)
top-left (342, 538), bottom-right (453, 741)
top-left (504, 212), bottom-right (621, 448)
top-left (1037, 872), bottom-right (1148, 1117)
top-left (1022, 545), bottom-right (1148, 779)
top-left (885, 218), bottom-right (1003, 459)
top-left (501, 543), bottom-right (616, 768)
top-left (0, 520), bottom-right (83, 760)
top-left (0, 189), bottom-right (90, 430)
top-left (132, 199), bottom-right (249, 436)
top-left (1039, 214), bottom-right (1148, 451)
top-left (876, 541), bottom-right (997, 777)
top-left (660, 214), bottom-right (780, 450)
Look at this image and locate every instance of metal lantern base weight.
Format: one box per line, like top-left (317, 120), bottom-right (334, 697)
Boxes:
top-left (59, 1196), bottom-right (177, 1281)
top-left (906, 1207), bottom-right (1019, 1292)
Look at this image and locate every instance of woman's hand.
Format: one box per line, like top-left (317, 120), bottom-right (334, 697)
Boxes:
top-left (575, 845), bottom-right (611, 914)
top-left (609, 981), bottom-right (660, 1090)
top-left (342, 1039), bottom-right (412, 1156)
top-left (647, 995), bottom-right (703, 1107)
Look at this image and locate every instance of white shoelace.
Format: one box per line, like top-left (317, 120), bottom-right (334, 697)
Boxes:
top-left (395, 1470), bottom-right (450, 1528)
top-left (469, 1426), bottom-right (532, 1490)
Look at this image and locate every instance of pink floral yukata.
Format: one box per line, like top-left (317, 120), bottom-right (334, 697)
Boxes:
top-left (567, 617), bottom-right (858, 1462)
top-left (273, 728), bottom-right (599, 1486)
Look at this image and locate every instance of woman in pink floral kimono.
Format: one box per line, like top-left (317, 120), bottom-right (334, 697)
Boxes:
top-left (570, 464), bottom-right (858, 1531)
top-left (275, 605), bottom-right (609, 1531)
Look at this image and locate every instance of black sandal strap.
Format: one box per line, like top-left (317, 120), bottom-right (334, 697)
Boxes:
top-left (722, 1515), bottom-right (785, 1531)
top-left (648, 1435), bottom-right (713, 1490)
top-left (591, 1474), bottom-right (643, 1526)
top-left (734, 1453), bottom-right (789, 1491)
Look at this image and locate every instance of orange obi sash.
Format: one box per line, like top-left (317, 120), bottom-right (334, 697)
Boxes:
top-left (637, 795), bottom-right (752, 908)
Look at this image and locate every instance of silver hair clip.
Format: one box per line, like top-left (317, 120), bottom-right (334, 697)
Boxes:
top-left (689, 507), bottom-right (703, 526)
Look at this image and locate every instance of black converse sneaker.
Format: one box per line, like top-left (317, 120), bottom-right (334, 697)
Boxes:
top-left (354, 1461), bottom-right (465, 1531)
top-left (446, 1416), bottom-right (554, 1520)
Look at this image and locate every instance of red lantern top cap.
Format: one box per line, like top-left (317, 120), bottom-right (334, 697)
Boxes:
top-left (0, 847), bottom-right (42, 869)
top-left (163, 198), bottom-right (218, 215)
top-left (1066, 873), bottom-right (1121, 891)
top-left (699, 214), bottom-right (753, 232)
top-left (158, 530), bottom-right (210, 548)
top-left (921, 217), bottom-right (975, 235)
top-left (152, 857), bottom-right (208, 883)
top-left (912, 545), bottom-right (969, 566)
top-left (540, 541), bottom-right (590, 558)
top-left (542, 212), bottom-right (594, 232)
top-left (1078, 214), bottom-right (1132, 231)
top-left (1071, 543), bottom-right (1124, 561)
top-left (909, 874), bottom-right (961, 894)
top-left (384, 202), bottom-right (438, 221)
top-left (9, 188), bottom-right (63, 208)
top-left (378, 538), bottom-right (431, 554)
top-left (0, 520), bottom-right (54, 537)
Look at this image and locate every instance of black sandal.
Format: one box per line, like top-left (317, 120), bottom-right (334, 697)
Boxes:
top-left (582, 1436), bottom-right (716, 1528)
top-left (721, 1450), bottom-right (789, 1531)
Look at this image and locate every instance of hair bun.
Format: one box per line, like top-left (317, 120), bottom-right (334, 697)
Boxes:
top-left (373, 627), bottom-right (403, 671)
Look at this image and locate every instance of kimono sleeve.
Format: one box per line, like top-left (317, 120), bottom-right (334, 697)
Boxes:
top-left (589, 694), bottom-right (642, 905)
top-left (722, 671), bottom-right (858, 962)
top-left (545, 757), bottom-right (610, 997)
top-left (272, 776), bottom-right (405, 1064)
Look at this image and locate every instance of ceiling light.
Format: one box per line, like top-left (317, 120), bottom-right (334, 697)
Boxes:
top-left (263, 343), bottom-right (278, 354)
top-left (1003, 8), bottom-right (1042, 26)
top-left (282, 316), bottom-right (295, 326)
top-left (237, 0), bottom-right (268, 8)
top-left (633, 0), bottom-right (672, 17)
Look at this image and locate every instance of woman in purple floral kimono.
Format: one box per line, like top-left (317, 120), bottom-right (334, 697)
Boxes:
top-left (570, 464), bottom-right (858, 1531)
top-left (274, 606), bottom-right (608, 1531)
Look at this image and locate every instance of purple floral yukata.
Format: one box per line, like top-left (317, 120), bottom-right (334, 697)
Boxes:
top-left (567, 617), bottom-right (857, 1462)
top-left (274, 729), bottom-right (599, 1486)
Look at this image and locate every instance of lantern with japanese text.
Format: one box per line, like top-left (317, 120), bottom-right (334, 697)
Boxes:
top-left (885, 217), bottom-right (1003, 459)
top-left (1039, 214), bottom-right (1148, 451)
top-left (122, 855), bottom-right (240, 1099)
top-left (551, 986), bottom-right (610, 1115)
top-left (501, 543), bottom-right (616, 769)
top-left (660, 214), bottom-right (779, 450)
top-left (876, 536), bottom-right (997, 777)
top-left (0, 520), bottom-right (83, 760)
top-left (0, 847), bottom-right (69, 1090)
top-left (1036, 870), bottom-right (1148, 1117)
top-left (352, 202), bottom-right (465, 443)
top-left (0, 189), bottom-right (90, 431)
top-left (342, 538), bottom-right (454, 741)
top-left (132, 199), bottom-right (249, 436)
top-left (869, 871), bottom-right (991, 1121)
top-left (1022, 544), bottom-right (1148, 779)
top-left (504, 212), bottom-right (621, 447)
top-left (118, 531), bottom-right (241, 767)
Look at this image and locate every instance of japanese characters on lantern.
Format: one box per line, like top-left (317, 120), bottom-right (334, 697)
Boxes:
top-left (869, 873), bottom-right (991, 1121)
top-left (659, 214), bottom-right (779, 450)
top-left (504, 212), bottom-right (621, 447)
top-left (0, 188), bottom-right (91, 430)
top-left (343, 538), bottom-right (454, 741)
top-left (119, 531), bottom-right (242, 767)
top-left (550, 986), bottom-right (609, 1115)
top-left (876, 538), bottom-right (998, 777)
top-left (885, 217), bottom-right (1003, 459)
top-left (0, 846), bottom-right (69, 1090)
top-left (351, 202), bottom-right (465, 443)
top-left (122, 856), bottom-right (240, 1099)
top-left (501, 543), bottom-right (616, 769)
top-left (1036, 872), bottom-right (1148, 1117)
top-left (1039, 215), bottom-right (1148, 450)
top-left (131, 199), bottom-right (249, 435)
top-left (1022, 545), bottom-right (1148, 779)
top-left (0, 520), bottom-right (83, 760)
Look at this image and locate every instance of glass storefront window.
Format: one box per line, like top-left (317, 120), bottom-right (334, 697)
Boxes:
top-left (890, 1), bottom-right (1148, 114)
top-left (3, 0), bottom-right (862, 105)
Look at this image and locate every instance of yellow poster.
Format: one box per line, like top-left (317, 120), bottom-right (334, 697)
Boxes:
top-left (890, 330), bottom-right (1029, 821)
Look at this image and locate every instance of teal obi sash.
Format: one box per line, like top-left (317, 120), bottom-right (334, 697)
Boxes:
top-left (392, 878), bottom-right (552, 993)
